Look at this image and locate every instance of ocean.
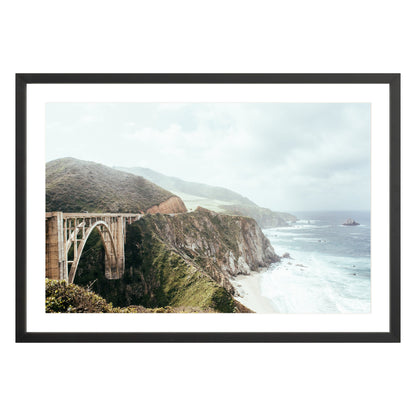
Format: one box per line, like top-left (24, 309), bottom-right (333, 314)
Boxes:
top-left (261, 211), bottom-right (371, 313)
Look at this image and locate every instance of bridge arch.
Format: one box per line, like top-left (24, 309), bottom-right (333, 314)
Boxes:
top-left (45, 212), bottom-right (141, 283)
top-left (67, 220), bottom-right (119, 284)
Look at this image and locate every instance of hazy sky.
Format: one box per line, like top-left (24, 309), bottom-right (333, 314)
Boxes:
top-left (46, 102), bottom-right (371, 211)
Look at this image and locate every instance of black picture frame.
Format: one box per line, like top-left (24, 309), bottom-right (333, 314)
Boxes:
top-left (16, 73), bottom-right (401, 343)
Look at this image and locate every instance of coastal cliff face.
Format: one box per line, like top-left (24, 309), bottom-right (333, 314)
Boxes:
top-left (146, 196), bottom-right (187, 214)
top-left (145, 207), bottom-right (279, 292)
top-left (125, 207), bottom-right (279, 303)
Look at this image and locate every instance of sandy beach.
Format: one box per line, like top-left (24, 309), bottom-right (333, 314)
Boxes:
top-left (231, 271), bottom-right (277, 313)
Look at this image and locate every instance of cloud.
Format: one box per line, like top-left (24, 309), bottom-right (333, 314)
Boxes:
top-left (46, 102), bottom-right (371, 211)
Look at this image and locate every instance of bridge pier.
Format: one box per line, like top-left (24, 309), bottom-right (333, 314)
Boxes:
top-left (103, 222), bottom-right (119, 280)
top-left (45, 212), bottom-right (66, 281)
top-left (116, 216), bottom-right (125, 277)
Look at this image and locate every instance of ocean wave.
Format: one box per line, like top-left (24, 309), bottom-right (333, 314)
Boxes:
top-left (293, 237), bottom-right (324, 242)
top-left (296, 218), bottom-right (321, 223)
top-left (259, 248), bottom-right (371, 313)
top-left (260, 213), bottom-right (371, 313)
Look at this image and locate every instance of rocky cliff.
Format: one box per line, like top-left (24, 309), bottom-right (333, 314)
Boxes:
top-left (146, 196), bottom-right (188, 214)
top-left (144, 207), bottom-right (279, 291)
top-left (122, 207), bottom-right (279, 311)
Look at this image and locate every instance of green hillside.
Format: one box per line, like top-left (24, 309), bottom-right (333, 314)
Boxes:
top-left (46, 158), bottom-right (177, 213)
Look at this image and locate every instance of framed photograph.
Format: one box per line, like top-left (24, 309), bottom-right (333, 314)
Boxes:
top-left (16, 73), bottom-right (400, 342)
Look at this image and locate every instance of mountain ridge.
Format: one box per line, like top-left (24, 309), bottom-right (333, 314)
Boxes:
top-left (115, 165), bottom-right (257, 206)
top-left (115, 165), bottom-right (296, 227)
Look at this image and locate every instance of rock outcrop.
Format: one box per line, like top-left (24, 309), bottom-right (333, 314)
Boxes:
top-left (146, 196), bottom-right (187, 214)
top-left (343, 218), bottom-right (360, 226)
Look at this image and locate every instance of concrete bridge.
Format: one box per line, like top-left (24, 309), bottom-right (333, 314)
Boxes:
top-left (45, 212), bottom-right (142, 283)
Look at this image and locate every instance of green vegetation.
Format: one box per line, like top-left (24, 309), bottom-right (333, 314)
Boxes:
top-left (46, 157), bottom-right (176, 212)
top-left (45, 279), bottom-right (216, 313)
top-left (46, 278), bottom-right (115, 313)
top-left (71, 227), bottom-right (105, 286)
top-left (68, 213), bottom-right (238, 312)
top-left (124, 219), bottom-right (236, 312)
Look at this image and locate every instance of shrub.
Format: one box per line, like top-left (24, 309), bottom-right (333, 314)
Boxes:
top-left (45, 279), bottom-right (114, 313)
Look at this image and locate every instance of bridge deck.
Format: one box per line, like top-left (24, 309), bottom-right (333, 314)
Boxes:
top-left (46, 212), bottom-right (142, 218)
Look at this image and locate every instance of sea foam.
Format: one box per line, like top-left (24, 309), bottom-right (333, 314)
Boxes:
top-left (260, 212), bottom-right (371, 314)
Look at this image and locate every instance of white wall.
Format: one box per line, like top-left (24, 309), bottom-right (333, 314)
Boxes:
top-left (1, 1), bottom-right (414, 415)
